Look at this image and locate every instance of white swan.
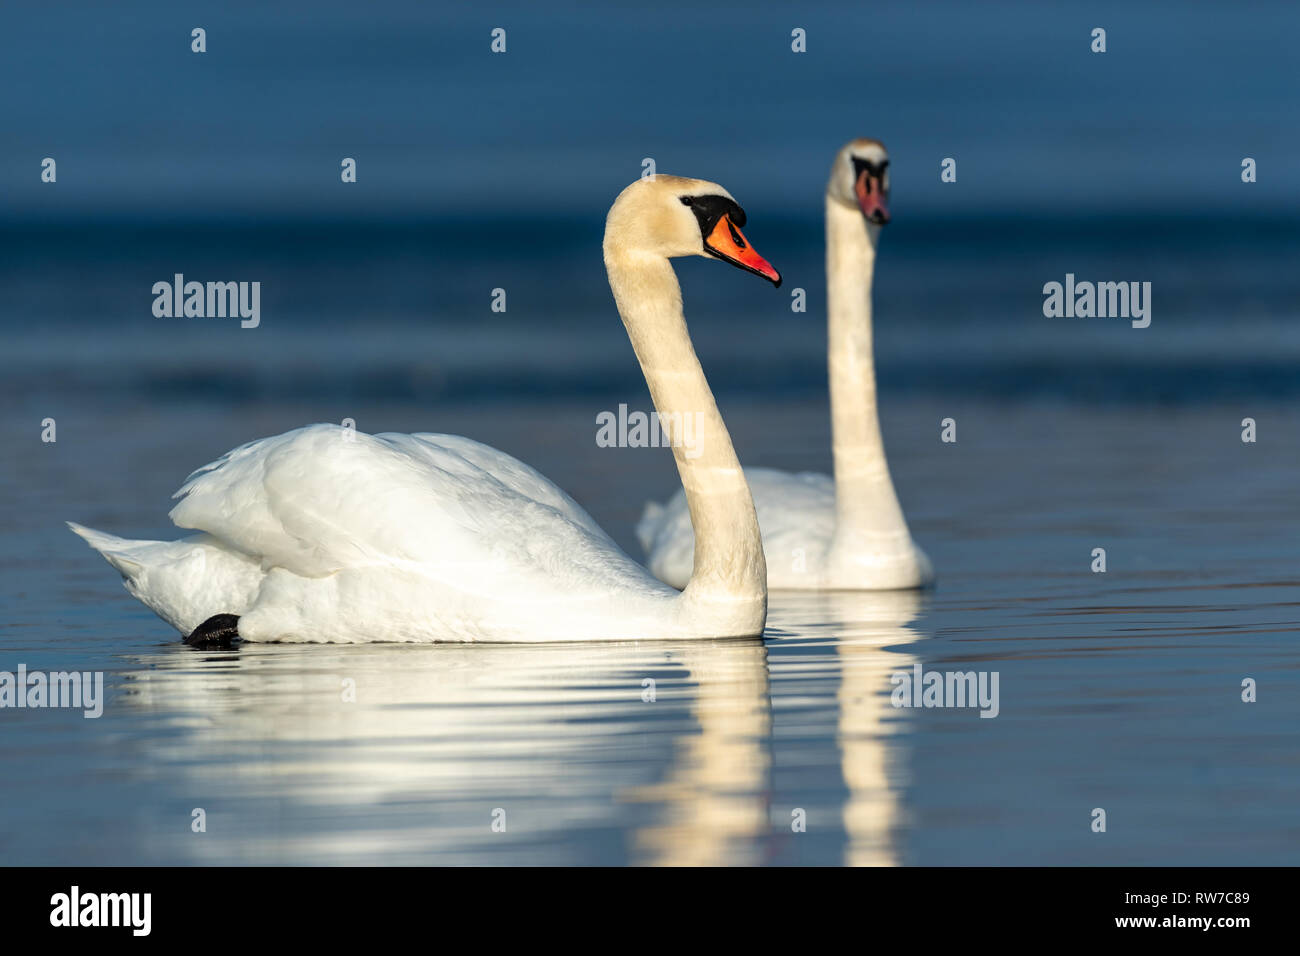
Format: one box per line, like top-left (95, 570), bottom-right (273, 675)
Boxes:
top-left (69, 175), bottom-right (783, 644)
top-left (638, 140), bottom-right (933, 591)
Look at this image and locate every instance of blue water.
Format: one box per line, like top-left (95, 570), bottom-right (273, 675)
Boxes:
top-left (1, 1), bottom-right (1299, 865)
top-left (4, 1), bottom-right (1298, 218)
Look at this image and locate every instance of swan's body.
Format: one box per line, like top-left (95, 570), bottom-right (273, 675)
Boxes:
top-left (72, 427), bottom-right (684, 643)
top-left (71, 175), bottom-right (782, 644)
top-left (639, 140), bottom-right (932, 591)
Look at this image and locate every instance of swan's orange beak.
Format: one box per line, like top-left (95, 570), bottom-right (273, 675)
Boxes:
top-left (704, 215), bottom-right (782, 287)
top-left (855, 169), bottom-right (890, 225)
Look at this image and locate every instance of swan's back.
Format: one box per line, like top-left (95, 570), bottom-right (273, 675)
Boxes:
top-left (169, 424), bottom-right (649, 594)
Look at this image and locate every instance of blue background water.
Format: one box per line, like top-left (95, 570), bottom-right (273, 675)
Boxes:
top-left (1, 1), bottom-right (1298, 864)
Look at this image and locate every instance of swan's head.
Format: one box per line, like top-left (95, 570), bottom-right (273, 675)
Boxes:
top-left (828, 139), bottom-right (890, 227)
top-left (604, 175), bottom-right (781, 286)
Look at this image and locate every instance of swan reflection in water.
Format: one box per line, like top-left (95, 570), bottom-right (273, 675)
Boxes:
top-left (767, 588), bottom-right (924, 866)
top-left (115, 591), bottom-right (922, 865)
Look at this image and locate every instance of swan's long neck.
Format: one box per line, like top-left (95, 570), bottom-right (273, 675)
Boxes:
top-left (605, 247), bottom-right (766, 624)
top-left (825, 197), bottom-right (910, 550)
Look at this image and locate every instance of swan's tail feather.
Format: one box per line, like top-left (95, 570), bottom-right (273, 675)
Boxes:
top-left (66, 521), bottom-right (150, 577)
top-left (635, 501), bottom-right (665, 554)
top-left (68, 522), bottom-right (265, 636)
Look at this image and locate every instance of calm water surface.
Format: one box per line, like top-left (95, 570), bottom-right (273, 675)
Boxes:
top-left (4, 394), bottom-right (1297, 865)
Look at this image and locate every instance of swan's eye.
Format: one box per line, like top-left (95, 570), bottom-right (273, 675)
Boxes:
top-left (682, 194), bottom-right (745, 237)
top-left (851, 157), bottom-right (890, 186)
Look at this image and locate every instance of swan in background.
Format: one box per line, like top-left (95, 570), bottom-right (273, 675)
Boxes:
top-left (70, 175), bottom-right (782, 645)
top-left (638, 139), bottom-right (932, 590)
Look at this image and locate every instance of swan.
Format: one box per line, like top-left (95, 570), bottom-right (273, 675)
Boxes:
top-left (637, 140), bottom-right (932, 590)
top-left (69, 175), bottom-right (782, 645)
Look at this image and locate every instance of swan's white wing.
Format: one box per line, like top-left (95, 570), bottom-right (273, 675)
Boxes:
top-left (401, 432), bottom-right (609, 542)
top-left (747, 470), bottom-right (837, 584)
top-left (641, 467), bottom-right (836, 589)
top-left (168, 425), bottom-right (671, 639)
